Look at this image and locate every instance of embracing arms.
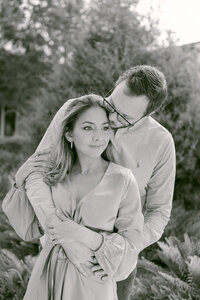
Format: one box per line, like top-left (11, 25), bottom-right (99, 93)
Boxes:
top-left (13, 158), bottom-right (144, 281)
top-left (46, 171), bottom-right (144, 281)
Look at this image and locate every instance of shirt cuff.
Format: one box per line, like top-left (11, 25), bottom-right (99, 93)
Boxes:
top-left (13, 182), bottom-right (24, 189)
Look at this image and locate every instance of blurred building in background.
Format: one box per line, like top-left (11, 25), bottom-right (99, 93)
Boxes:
top-left (0, 106), bottom-right (16, 138)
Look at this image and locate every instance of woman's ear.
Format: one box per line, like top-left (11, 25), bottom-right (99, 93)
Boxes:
top-left (64, 131), bottom-right (73, 143)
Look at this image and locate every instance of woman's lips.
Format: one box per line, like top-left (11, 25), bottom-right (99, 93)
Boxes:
top-left (89, 145), bottom-right (104, 148)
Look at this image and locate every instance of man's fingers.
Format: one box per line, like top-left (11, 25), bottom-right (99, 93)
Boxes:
top-left (32, 150), bottom-right (50, 157)
top-left (94, 269), bottom-right (105, 275)
top-left (91, 264), bottom-right (103, 272)
top-left (28, 161), bottom-right (49, 168)
top-left (91, 256), bottom-right (98, 264)
top-left (101, 274), bottom-right (109, 281)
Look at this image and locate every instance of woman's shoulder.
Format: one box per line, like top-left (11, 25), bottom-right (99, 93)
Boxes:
top-left (108, 162), bottom-right (136, 183)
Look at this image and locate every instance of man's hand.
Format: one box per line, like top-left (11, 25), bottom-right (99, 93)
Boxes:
top-left (15, 150), bottom-right (50, 187)
top-left (60, 240), bottom-right (96, 277)
top-left (59, 241), bottom-right (109, 280)
top-left (90, 264), bottom-right (109, 281)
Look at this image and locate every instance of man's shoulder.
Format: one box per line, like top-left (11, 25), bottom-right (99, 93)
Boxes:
top-left (146, 116), bottom-right (173, 141)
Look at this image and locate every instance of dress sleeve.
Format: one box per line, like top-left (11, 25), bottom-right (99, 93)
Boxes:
top-left (94, 171), bottom-right (144, 281)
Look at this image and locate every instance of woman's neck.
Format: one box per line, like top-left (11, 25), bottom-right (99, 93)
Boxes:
top-left (73, 156), bottom-right (108, 175)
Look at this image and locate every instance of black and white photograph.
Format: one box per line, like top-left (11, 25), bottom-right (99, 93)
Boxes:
top-left (0, 0), bottom-right (200, 299)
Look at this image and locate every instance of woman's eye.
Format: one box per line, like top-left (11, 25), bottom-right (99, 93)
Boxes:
top-left (83, 126), bottom-right (93, 131)
top-left (102, 126), bottom-right (109, 131)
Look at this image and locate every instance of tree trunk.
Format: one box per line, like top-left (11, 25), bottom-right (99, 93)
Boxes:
top-left (0, 106), bottom-right (5, 138)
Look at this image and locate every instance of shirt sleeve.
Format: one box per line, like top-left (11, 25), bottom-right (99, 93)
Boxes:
top-left (94, 171), bottom-right (144, 281)
top-left (2, 183), bottom-right (42, 241)
top-left (36, 98), bottom-right (76, 152)
top-left (20, 99), bottom-right (76, 228)
top-left (25, 172), bottom-right (55, 230)
top-left (142, 135), bottom-right (176, 251)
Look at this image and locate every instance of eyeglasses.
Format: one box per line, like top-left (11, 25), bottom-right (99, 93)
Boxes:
top-left (103, 88), bottom-right (146, 129)
top-left (103, 97), bottom-right (132, 128)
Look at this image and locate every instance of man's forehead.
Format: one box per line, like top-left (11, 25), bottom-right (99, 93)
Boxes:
top-left (111, 81), bottom-right (149, 116)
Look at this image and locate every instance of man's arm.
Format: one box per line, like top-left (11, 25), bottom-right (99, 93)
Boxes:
top-left (15, 98), bottom-right (77, 227)
top-left (141, 135), bottom-right (176, 251)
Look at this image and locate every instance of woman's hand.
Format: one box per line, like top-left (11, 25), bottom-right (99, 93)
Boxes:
top-left (46, 214), bottom-right (103, 251)
top-left (46, 213), bottom-right (109, 281)
top-left (46, 214), bottom-right (81, 244)
top-left (15, 150), bottom-right (50, 187)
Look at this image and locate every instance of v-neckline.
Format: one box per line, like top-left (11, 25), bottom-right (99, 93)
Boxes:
top-left (66, 162), bottom-right (112, 207)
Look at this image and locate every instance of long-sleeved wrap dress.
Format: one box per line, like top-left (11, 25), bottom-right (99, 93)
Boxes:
top-left (23, 162), bottom-right (144, 300)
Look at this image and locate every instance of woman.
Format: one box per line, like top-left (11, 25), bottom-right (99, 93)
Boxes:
top-left (18, 94), bottom-right (144, 299)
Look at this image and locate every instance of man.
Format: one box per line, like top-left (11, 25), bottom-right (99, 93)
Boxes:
top-left (14, 65), bottom-right (176, 299)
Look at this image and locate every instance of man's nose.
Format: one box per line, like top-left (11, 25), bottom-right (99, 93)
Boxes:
top-left (109, 112), bottom-right (117, 122)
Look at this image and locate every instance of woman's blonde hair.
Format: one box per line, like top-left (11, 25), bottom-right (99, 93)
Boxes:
top-left (43, 94), bottom-right (114, 186)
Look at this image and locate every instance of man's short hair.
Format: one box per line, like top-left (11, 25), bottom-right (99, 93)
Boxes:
top-left (116, 65), bottom-right (168, 115)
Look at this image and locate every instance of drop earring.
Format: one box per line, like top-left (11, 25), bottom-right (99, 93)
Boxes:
top-left (70, 141), bottom-right (73, 149)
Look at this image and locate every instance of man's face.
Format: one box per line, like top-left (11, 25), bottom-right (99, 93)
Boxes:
top-left (106, 80), bottom-right (149, 129)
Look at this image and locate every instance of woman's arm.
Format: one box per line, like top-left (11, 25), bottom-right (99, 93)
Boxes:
top-left (46, 214), bottom-right (103, 250)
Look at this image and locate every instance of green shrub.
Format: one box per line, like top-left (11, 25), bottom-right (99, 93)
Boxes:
top-left (0, 249), bottom-right (36, 300)
top-left (133, 234), bottom-right (200, 300)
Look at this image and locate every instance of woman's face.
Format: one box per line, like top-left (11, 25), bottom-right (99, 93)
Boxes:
top-left (69, 106), bottom-right (111, 159)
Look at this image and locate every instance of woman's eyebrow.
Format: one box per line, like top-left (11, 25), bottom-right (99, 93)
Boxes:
top-left (82, 121), bottom-right (94, 124)
top-left (82, 121), bottom-right (109, 125)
